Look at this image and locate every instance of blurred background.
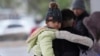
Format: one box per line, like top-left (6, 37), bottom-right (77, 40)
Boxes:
top-left (0, 0), bottom-right (99, 56)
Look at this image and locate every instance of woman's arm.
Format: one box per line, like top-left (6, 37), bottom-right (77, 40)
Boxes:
top-left (55, 31), bottom-right (93, 48)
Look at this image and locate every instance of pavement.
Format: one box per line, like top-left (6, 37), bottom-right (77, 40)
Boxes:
top-left (0, 40), bottom-right (33, 56)
top-left (0, 40), bottom-right (26, 47)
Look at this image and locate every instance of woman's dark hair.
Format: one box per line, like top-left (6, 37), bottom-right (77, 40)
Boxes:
top-left (61, 9), bottom-right (76, 21)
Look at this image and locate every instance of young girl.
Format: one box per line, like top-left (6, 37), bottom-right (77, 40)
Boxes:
top-left (26, 2), bottom-right (62, 56)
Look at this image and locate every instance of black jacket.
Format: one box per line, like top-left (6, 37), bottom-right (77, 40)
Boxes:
top-left (74, 11), bottom-right (94, 41)
top-left (74, 11), bottom-right (89, 36)
top-left (53, 27), bottom-right (89, 56)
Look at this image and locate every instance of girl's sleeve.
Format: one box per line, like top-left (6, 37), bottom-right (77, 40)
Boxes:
top-left (38, 31), bottom-right (55, 56)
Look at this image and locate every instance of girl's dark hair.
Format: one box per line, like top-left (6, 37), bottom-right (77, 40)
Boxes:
top-left (61, 9), bottom-right (76, 21)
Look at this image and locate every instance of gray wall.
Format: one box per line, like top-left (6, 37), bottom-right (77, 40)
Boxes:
top-left (90, 0), bottom-right (100, 13)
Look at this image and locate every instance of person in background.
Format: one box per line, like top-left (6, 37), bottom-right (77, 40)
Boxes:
top-left (72, 0), bottom-right (93, 39)
top-left (72, 0), bottom-right (95, 55)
